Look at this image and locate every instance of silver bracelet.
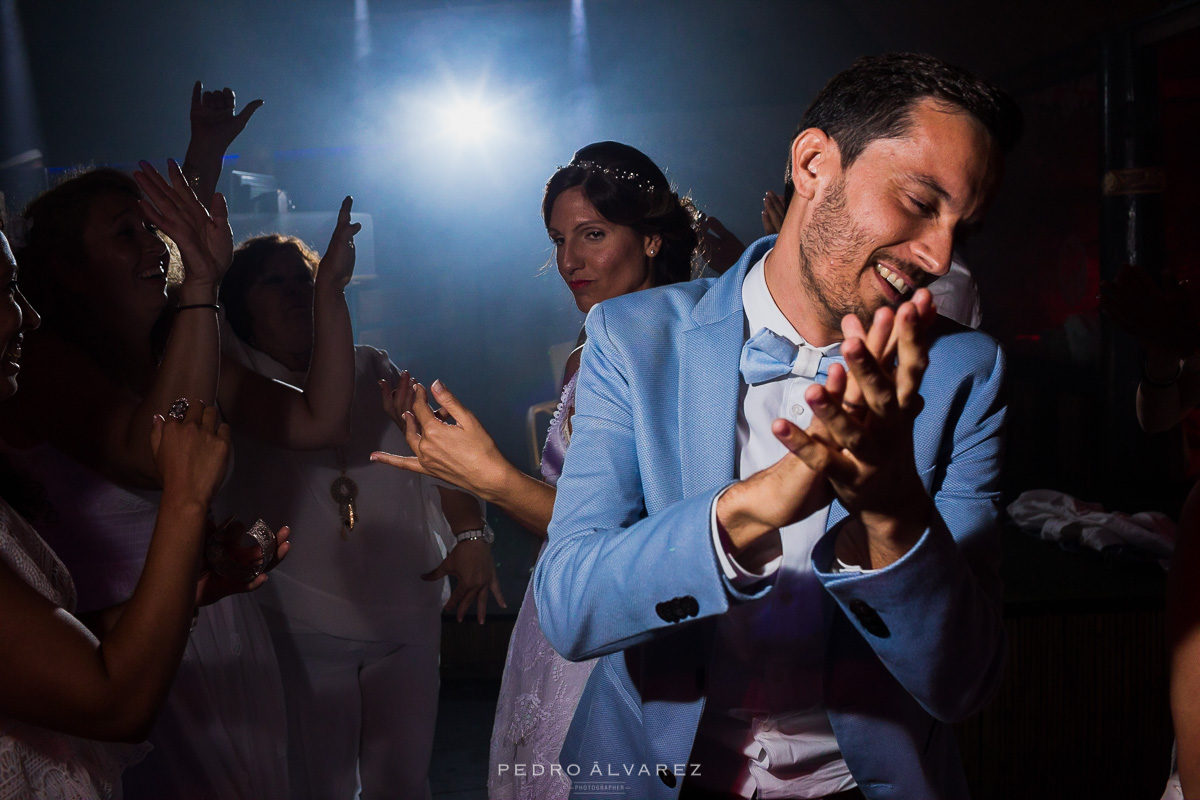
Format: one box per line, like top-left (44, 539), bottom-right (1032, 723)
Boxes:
top-left (455, 527), bottom-right (494, 544)
top-left (205, 519), bottom-right (278, 583)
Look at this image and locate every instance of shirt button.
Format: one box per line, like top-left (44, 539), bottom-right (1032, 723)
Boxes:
top-left (791, 404), bottom-right (804, 417)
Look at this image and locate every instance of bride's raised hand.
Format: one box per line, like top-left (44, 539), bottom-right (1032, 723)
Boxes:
top-left (134, 159), bottom-right (232, 291)
top-left (371, 380), bottom-right (508, 497)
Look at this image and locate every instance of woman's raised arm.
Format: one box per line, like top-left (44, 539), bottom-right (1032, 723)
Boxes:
top-left (218, 197), bottom-right (360, 449)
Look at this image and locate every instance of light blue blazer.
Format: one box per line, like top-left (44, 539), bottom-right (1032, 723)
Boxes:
top-left (533, 236), bottom-right (1006, 800)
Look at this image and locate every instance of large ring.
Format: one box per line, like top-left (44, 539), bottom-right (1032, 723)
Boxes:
top-left (205, 519), bottom-right (278, 584)
top-left (167, 398), bottom-right (189, 421)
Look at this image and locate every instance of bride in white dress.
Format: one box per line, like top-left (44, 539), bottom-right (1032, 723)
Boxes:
top-left (373, 141), bottom-right (705, 800)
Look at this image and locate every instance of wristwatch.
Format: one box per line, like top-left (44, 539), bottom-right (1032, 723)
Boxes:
top-left (455, 527), bottom-right (494, 544)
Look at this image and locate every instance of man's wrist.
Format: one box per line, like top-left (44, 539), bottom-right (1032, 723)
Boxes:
top-left (858, 492), bottom-right (932, 567)
top-left (715, 482), bottom-right (775, 553)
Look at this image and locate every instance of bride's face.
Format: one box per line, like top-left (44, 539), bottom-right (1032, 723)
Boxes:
top-left (0, 232), bottom-right (42, 402)
top-left (548, 186), bottom-right (658, 313)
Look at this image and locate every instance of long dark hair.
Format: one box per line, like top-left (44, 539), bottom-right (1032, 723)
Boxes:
top-left (542, 141), bottom-right (701, 287)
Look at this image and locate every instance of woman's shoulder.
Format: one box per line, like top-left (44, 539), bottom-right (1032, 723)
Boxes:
top-left (0, 497), bottom-right (77, 611)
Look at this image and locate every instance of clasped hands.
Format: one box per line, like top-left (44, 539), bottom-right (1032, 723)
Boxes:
top-left (717, 289), bottom-right (938, 572)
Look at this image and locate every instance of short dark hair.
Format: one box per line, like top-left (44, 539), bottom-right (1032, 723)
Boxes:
top-left (219, 234), bottom-right (319, 346)
top-left (542, 141), bottom-right (701, 286)
top-left (784, 52), bottom-right (1022, 202)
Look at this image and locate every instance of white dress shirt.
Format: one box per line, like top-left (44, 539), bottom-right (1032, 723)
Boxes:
top-left (691, 252), bottom-right (856, 798)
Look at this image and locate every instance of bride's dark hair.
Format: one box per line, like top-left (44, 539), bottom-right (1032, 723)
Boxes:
top-left (542, 141), bottom-right (701, 286)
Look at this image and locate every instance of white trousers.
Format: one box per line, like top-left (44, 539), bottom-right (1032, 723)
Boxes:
top-left (261, 607), bottom-right (440, 800)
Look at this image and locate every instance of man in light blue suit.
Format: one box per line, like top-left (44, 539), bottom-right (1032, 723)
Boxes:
top-left (534, 53), bottom-right (1022, 799)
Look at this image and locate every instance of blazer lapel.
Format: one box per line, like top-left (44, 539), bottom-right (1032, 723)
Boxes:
top-left (677, 237), bottom-right (776, 498)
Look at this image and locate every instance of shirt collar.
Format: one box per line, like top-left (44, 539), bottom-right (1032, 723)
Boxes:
top-left (742, 249), bottom-right (841, 358)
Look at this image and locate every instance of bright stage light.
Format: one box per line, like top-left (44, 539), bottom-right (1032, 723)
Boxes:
top-left (372, 71), bottom-right (546, 190)
top-left (437, 98), bottom-right (500, 145)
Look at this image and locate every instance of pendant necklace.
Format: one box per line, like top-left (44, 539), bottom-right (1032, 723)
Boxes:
top-left (330, 446), bottom-right (359, 539)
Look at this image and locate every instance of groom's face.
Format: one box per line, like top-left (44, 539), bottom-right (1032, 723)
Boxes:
top-left (797, 97), bottom-right (1000, 331)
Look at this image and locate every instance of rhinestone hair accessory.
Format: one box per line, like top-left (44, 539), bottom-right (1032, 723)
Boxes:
top-left (566, 159), bottom-right (658, 195)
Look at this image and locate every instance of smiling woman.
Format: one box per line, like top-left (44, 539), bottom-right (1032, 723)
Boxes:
top-left (0, 223), bottom-right (237, 799)
top-left (0, 146), bottom-right (363, 795)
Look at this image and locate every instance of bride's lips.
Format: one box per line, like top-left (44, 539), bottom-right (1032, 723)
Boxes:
top-left (568, 280), bottom-right (593, 290)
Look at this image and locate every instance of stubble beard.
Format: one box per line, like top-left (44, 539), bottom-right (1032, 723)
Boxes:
top-left (795, 176), bottom-right (879, 334)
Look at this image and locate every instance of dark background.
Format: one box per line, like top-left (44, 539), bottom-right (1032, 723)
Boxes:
top-left (4, 2), bottom-right (1198, 795)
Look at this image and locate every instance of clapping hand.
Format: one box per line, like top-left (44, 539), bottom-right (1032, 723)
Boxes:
top-left (700, 214), bottom-right (746, 275)
top-left (762, 190), bottom-right (786, 235)
top-left (189, 82), bottom-right (263, 161)
top-left (134, 159), bottom-right (232, 289)
top-left (315, 197), bottom-right (362, 292)
top-left (778, 290), bottom-right (938, 569)
top-left (150, 398), bottom-right (230, 509)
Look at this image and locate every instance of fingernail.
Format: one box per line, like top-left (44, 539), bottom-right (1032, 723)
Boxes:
top-left (369, 454), bottom-right (379, 462)
top-left (432, 380), bottom-right (445, 394)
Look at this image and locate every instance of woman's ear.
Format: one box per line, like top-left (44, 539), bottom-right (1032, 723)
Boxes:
top-left (643, 233), bottom-right (663, 258)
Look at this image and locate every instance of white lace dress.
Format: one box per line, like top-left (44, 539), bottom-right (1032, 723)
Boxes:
top-left (488, 373), bottom-right (597, 800)
top-left (0, 442), bottom-right (288, 800)
top-left (0, 498), bottom-right (149, 800)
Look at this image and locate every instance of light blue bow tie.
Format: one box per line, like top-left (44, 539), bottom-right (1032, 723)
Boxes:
top-left (739, 327), bottom-right (844, 385)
